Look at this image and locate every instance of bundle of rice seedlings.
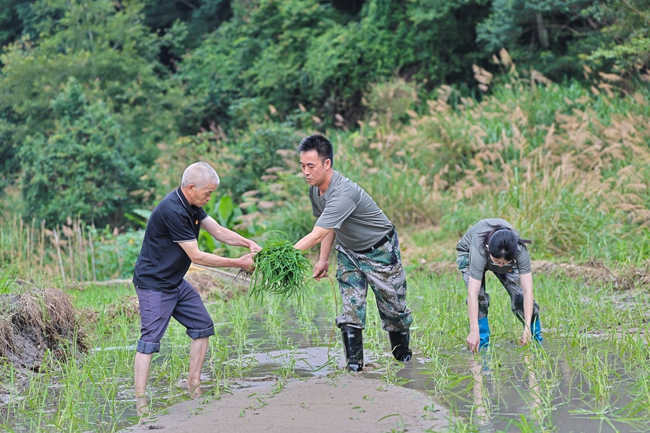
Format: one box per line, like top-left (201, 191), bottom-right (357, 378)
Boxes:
top-left (249, 236), bottom-right (311, 300)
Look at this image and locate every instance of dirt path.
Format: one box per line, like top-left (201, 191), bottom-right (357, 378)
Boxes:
top-left (123, 374), bottom-right (449, 433)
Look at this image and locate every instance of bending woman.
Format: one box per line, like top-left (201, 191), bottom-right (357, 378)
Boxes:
top-left (456, 218), bottom-right (542, 351)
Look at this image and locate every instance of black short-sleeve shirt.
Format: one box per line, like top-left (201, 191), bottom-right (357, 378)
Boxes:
top-left (133, 187), bottom-right (208, 291)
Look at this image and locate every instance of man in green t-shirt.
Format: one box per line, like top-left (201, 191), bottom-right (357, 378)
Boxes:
top-left (294, 135), bottom-right (413, 371)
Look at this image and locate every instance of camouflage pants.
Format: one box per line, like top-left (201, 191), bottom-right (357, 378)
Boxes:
top-left (335, 232), bottom-right (413, 332)
top-left (457, 253), bottom-right (540, 324)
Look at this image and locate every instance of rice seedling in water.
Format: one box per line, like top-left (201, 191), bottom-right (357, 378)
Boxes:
top-left (249, 234), bottom-right (311, 300)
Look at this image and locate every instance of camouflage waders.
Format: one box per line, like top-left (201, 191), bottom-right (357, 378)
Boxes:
top-left (335, 232), bottom-right (413, 332)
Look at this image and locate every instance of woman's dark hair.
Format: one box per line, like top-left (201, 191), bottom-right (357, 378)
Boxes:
top-left (297, 135), bottom-right (334, 166)
top-left (480, 224), bottom-right (531, 261)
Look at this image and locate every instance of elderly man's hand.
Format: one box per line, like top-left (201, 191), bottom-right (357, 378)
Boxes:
top-left (249, 241), bottom-right (262, 254)
top-left (238, 252), bottom-right (256, 273)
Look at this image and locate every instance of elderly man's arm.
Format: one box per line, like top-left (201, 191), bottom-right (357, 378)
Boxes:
top-left (201, 216), bottom-right (261, 252)
top-left (178, 240), bottom-right (255, 272)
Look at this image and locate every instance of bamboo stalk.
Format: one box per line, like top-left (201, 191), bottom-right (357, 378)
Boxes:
top-left (53, 228), bottom-right (66, 282)
top-left (27, 220), bottom-right (33, 270)
top-left (114, 235), bottom-right (122, 278)
top-left (10, 215), bottom-right (16, 267)
top-left (40, 220), bottom-right (45, 271)
top-left (77, 221), bottom-right (88, 282)
top-left (88, 228), bottom-right (97, 281)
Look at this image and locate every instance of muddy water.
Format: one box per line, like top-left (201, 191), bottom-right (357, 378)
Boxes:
top-left (399, 346), bottom-right (642, 433)
top-left (115, 317), bottom-right (646, 433)
top-left (238, 334), bottom-right (645, 433)
top-left (8, 318), bottom-right (644, 432)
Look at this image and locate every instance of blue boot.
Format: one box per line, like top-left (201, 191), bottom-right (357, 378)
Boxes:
top-left (532, 319), bottom-right (543, 343)
top-left (478, 317), bottom-right (490, 349)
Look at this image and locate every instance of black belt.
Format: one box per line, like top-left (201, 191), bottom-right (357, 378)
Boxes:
top-left (355, 227), bottom-right (395, 254)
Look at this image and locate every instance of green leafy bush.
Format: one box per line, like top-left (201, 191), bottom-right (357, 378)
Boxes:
top-left (178, 0), bottom-right (489, 130)
top-left (19, 78), bottom-right (154, 227)
top-left (0, 0), bottom-right (186, 180)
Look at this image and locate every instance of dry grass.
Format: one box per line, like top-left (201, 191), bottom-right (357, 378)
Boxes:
top-left (0, 213), bottom-right (140, 283)
top-left (0, 316), bottom-right (15, 358)
top-left (104, 295), bottom-right (140, 322)
top-left (371, 54), bottom-right (650, 255)
top-left (0, 280), bottom-right (87, 368)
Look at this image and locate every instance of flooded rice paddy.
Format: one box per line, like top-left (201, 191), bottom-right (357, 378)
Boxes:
top-left (1, 270), bottom-right (649, 432)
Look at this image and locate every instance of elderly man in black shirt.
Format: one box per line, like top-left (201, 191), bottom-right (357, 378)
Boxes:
top-left (132, 162), bottom-right (259, 409)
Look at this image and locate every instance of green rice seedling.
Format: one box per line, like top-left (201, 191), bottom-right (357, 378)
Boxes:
top-left (447, 415), bottom-right (479, 433)
top-left (289, 282), bottom-right (326, 346)
top-left (260, 297), bottom-right (290, 345)
top-left (506, 414), bottom-right (538, 433)
top-left (379, 357), bottom-right (411, 388)
top-left (420, 345), bottom-right (451, 397)
top-left (249, 235), bottom-right (311, 300)
top-left (272, 346), bottom-right (299, 392)
top-left (570, 344), bottom-right (620, 405)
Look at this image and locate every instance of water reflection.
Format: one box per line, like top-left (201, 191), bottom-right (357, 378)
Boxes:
top-left (469, 357), bottom-right (492, 426)
top-left (524, 352), bottom-right (542, 422)
top-left (238, 341), bottom-right (642, 433)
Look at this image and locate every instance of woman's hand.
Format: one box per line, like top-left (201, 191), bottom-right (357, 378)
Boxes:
top-left (519, 326), bottom-right (532, 346)
top-left (466, 330), bottom-right (481, 352)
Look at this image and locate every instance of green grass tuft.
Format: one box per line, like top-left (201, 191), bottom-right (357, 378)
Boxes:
top-left (249, 233), bottom-right (311, 300)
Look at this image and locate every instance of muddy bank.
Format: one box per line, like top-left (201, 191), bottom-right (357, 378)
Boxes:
top-left (0, 279), bottom-right (87, 369)
top-left (124, 374), bottom-right (449, 433)
top-left (0, 279), bottom-right (88, 399)
top-left (184, 266), bottom-right (248, 302)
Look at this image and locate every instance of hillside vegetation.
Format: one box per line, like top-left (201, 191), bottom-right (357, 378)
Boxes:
top-left (0, 0), bottom-right (649, 280)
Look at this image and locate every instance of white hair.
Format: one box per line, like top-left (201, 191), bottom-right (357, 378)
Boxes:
top-left (181, 162), bottom-right (220, 190)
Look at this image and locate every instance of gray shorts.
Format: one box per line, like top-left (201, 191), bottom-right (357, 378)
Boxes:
top-left (135, 279), bottom-right (215, 354)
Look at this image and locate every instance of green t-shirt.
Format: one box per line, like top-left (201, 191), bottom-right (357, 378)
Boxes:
top-left (310, 170), bottom-right (392, 251)
top-left (456, 218), bottom-right (532, 280)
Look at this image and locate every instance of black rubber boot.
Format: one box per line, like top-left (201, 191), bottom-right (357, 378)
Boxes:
top-left (388, 330), bottom-right (412, 362)
top-left (341, 326), bottom-right (364, 372)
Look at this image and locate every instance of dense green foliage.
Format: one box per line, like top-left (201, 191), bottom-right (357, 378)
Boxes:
top-left (177, 0), bottom-right (490, 128)
top-left (0, 0), bottom-right (648, 235)
top-left (19, 78), bottom-right (154, 227)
